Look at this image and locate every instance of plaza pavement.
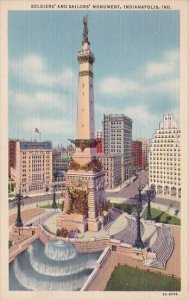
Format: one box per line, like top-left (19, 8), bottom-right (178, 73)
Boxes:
top-left (43, 210), bottom-right (158, 247)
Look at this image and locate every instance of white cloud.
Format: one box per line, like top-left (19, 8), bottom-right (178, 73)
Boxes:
top-left (145, 49), bottom-right (179, 79)
top-left (9, 49), bottom-right (180, 144)
top-left (99, 49), bottom-right (179, 101)
top-left (99, 76), bottom-right (140, 97)
top-left (9, 54), bottom-right (77, 145)
top-left (96, 102), bottom-right (160, 139)
top-left (19, 115), bottom-right (75, 146)
top-left (123, 105), bottom-right (160, 139)
top-left (164, 49), bottom-right (179, 62)
top-left (145, 78), bottom-right (179, 98)
top-left (10, 90), bottom-right (73, 113)
top-left (9, 89), bottom-right (76, 144)
top-left (96, 103), bottom-right (117, 116)
top-left (10, 54), bottom-right (75, 88)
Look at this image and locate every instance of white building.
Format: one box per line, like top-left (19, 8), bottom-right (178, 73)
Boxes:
top-left (9, 140), bottom-right (52, 195)
top-left (149, 114), bottom-right (181, 199)
top-left (103, 114), bottom-right (132, 182)
top-left (96, 129), bottom-right (102, 139)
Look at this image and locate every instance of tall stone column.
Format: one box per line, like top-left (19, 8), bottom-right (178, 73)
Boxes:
top-left (56, 16), bottom-right (107, 233)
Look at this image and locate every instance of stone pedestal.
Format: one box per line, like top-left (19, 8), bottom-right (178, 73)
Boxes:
top-left (56, 213), bottom-right (88, 233)
top-left (56, 168), bottom-right (106, 233)
top-left (87, 217), bottom-right (101, 232)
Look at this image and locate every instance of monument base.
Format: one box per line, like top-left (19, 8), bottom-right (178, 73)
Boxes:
top-left (56, 213), bottom-right (102, 233)
top-left (56, 213), bottom-right (88, 233)
top-left (88, 218), bottom-right (101, 232)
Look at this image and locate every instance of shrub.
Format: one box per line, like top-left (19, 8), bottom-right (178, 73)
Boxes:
top-left (112, 203), bottom-right (133, 214)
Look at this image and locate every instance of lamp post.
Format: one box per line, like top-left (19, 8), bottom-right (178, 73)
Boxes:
top-left (133, 186), bottom-right (144, 249)
top-left (52, 184), bottom-right (57, 209)
top-left (146, 190), bottom-right (152, 220)
top-left (14, 192), bottom-right (24, 227)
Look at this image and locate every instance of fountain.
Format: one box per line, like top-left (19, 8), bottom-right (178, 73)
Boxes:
top-left (9, 239), bottom-right (101, 291)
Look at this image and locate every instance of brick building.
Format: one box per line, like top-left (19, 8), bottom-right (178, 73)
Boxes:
top-left (132, 140), bottom-right (142, 174)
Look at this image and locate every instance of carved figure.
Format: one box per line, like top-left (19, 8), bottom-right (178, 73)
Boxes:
top-left (67, 187), bottom-right (89, 215)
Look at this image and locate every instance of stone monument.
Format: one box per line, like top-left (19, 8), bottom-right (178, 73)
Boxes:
top-left (56, 16), bottom-right (107, 232)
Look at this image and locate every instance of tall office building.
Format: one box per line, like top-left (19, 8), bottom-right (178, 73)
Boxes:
top-left (98, 153), bottom-right (122, 189)
top-left (103, 114), bottom-right (132, 182)
top-left (9, 140), bottom-right (52, 195)
top-left (149, 114), bottom-right (181, 199)
top-left (132, 140), bottom-right (142, 174)
top-left (139, 138), bottom-right (150, 169)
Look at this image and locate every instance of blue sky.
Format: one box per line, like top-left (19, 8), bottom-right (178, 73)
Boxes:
top-left (9, 10), bottom-right (180, 146)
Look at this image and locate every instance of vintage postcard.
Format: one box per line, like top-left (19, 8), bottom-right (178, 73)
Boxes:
top-left (0, 0), bottom-right (188, 300)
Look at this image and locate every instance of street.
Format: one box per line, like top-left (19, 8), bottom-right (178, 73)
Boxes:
top-left (106, 170), bottom-right (149, 200)
top-left (9, 192), bottom-right (63, 209)
top-left (9, 169), bottom-right (180, 216)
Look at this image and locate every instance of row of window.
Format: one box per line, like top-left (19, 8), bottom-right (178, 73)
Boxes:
top-left (150, 147), bottom-right (180, 151)
top-left (156, 129), bottom-right (180, 134)
top-left (150, 180), bottom-right (181, 185)
top-left (154, 135), bottom-right (180, 139)
top-left (150, 154), bottom-right (180, 157)
top-left (152, 167), bottom-right (180, 172)
top-left (32, 174), bottom-right (43, 181)
top-left (22, 152), bottom-right (51, 156)
top-left (151, 144), bottom-right (180, 148)
top-left (150, 175), bottom-right (180, 179)
top-left (150, 158), bottom-right (180, 161)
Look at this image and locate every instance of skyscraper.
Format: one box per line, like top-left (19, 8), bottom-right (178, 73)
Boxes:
top-left (103, 114), bottom-right (132, 182)
top-left (132, 140), bottom-right (142, 174)
top-left (149, 114), bottom-right (181, 199)
top-left (139, 138), bottom-right (150, 170)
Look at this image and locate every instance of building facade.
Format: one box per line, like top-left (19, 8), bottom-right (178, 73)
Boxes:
top-left (96, 130), bottom-right (103, 154)
top-left (132, 141), bottom-right (142, 174)
top-left (98, 153), bottom-right (122, 189)
top-left (9, 140), bottom-right (52, 195)
top-left (103, 114), bottom-right (132, 182)
top-left (149, 114), bottom-right (181, 199)
top-left (52, 148), bottom-right (73, 173)
top-left (52, 147), bottom-right (74, 193)
top-left (139, 138), bottom-right (150, 170)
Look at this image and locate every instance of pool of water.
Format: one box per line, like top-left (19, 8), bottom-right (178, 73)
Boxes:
top-left (9, 239), bottom-right (101, 291)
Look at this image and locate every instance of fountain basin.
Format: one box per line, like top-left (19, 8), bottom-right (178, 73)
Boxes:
top-left (9, 239), bottom-right (102, 291)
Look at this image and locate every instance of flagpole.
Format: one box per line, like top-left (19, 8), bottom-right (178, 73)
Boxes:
top-left (34, 128), bottom-right (41, 142)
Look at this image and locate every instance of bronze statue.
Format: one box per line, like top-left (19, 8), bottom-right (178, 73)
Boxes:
top-left (82, 15), bottom-right (88, 44)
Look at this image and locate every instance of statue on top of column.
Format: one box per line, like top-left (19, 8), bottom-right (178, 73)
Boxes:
top-left (82, 15), bottom-right (89, 44)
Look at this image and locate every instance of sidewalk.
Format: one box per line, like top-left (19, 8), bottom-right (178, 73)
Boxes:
top-left (9, 200), bottom-right (52, 215)
top-left (106, 175), bottom-right (137, 193)
top-left (9, 190), bottom-right (63, 201)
